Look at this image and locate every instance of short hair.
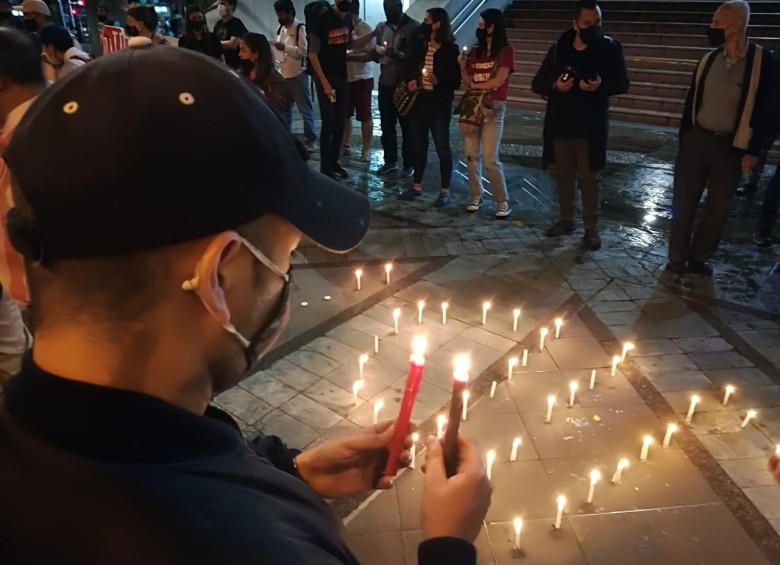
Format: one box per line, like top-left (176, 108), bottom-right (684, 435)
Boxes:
top-left (126, 4), bottom-right (159, 31)
top-left (0, 27), bottom-right (45, 86)
top-left (40, 24), bottom-right (73, 52)
top-left (574, 0), bottom-right (600, 19)
top-left (720, 0), bottom-right (751, 32)
top-left (351, 0), bottom-right (360, 15)
top-left (273, 0), bottom-right (295, 15)
top-left (223, 0), bottom-right (238, 8)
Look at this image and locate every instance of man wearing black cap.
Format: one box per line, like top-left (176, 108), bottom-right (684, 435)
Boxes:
top-left (0, 40), bottom-right (490, 564)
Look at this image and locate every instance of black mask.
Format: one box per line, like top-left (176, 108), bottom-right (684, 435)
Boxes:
top-left (579, 25), bottom-right (603, 45)
top-left (384, 9), bottom-right (401, 24)
top-left (125, 24), bottom-right (139, 37)
top-left (278, 17), bottom-right (292, 27)
top-left (239, 57), bottom-right (254, 75)
top-left (190, 20), bottom-right (204, 32)
top-left (0, 13), bottom-right (14, 26)
top-left (707, 26), bottom-right (726, 47)
top-left (23, 18), bottom-right (38, 32)
top-left (419, 22), bottom-right (432, 38)
top-left (337, 1), bottom-right (352, 14)
top-left (475, 27), bottom-right (487, 43)
top-left (97, 14), bottom-right (107, 23)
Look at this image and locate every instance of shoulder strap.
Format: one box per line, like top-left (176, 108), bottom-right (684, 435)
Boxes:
top-left (296, 22), bottom-right (303, 43)
top-left (489, 47), bottom-right (505, 79)
top-left (277, 24), bottom-right (282, 35)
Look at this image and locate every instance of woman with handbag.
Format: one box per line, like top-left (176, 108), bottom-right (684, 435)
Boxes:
top-left (458, 9), bottom-right (515, 218)
top-left (397, 9), bottom-right (461, 206)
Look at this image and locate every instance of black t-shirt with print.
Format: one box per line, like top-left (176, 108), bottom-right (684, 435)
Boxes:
top-left (311, 11), bottom-right (353, 79)
top-left (213, 16), bottom-right (248, 69)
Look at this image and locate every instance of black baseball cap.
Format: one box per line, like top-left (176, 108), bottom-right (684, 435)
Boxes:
top-left (4, 39), bottom-right (371, 259)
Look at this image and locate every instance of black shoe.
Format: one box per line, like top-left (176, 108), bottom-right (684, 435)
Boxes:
top-left (330, 164), bottom-right (348, 179)
top-left (376, 163), bottom-right (397, 175)
top-left (545, 220), bottom-right (575, 237)
top-left (434, 193), bottom-right (450, 207)
top-left (321, 169), bottom-right (339, 180)
top-left (665, 261), bottom-right (686, 274)
top-left (737, 186), bottom-right (757, 198)
top-left (688, 261), bottom-right (713, 277)
top-left (581, 229), bottom-right (602, 250)
top-left (399, 188), bottom-right (422, 201)
top-left (754, 232), bottom-right (773, 247)
top-left (400, 166), bottom-right (414, 178)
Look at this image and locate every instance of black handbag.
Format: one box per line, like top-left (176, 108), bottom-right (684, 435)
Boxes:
top-left (393, 81), bottom-right (419, 117)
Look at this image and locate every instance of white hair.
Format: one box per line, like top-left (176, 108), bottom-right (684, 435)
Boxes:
top-left (719, 0), bottom-right (751, 33)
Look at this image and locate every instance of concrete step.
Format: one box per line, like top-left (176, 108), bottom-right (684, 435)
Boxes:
top-left (505, 8), bottom-right (780, 25)
top-left (513, 47), bottom-right (699, 72)
top-left (507, 19), bottom-right (780, 37)
top-left (514, 60), bottom-right (695, 86)
top-left (513, 37), bottom-right (711, 59)
top-left (508, 0), bottom-right (780, 13)
top-left (510, 71), bottom-right (689, 99)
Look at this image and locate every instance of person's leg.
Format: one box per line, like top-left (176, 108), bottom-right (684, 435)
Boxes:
top-left (464, 126), bottom-right (483, 205)
top-left (402, 94), bottom-right (430, 199)
top-left (285, 76), bottom-right (302, 132)
top-left (756, 163), bottom-right (780, 244)
top-left (742, 148), bottom-right (768, 194)
top-left (342, 80), bottom-right (357, 154)
top-left (330, 78), bottom-right (349, 172)
top-left (343, 119), bottom-right (353, 153)
top-left (314, 77), bottom-right (334, 173)
top-left (481, 102), bottom-right (509, 211)
top-left (575, 140), bottom-right (602, 232)
top-left (548, 138), bottom-right (578, 234)
top-left (399, 112), bottom-right (413, 173)
top-left (357, 79), bottom-right (374, 157)
top-left (298, 74), bottom-right (318, 144)
top-left (377, 84), bottom-right (398, 169)
top-left (0, 290), bottom-right (30, 387)
top-left (430, 100), bottom-right (453, 191)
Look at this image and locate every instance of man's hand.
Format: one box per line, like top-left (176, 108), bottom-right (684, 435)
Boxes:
top-left (384, 46), bottom-right (398, 58)
top-left (408, 79), bottom-right (418, 92)
top-left (274, 41), bottom-right (285, 51)
top-left (428, 73), bottom-right (438, 85)
top-left (579, 75), bottom-right (602, 92)
top-left (555, 76), bottom-right (574, 92)
top-left (742, 154), bottom-right (759, 173)
top-left (295, 421), bottom-right (414, 498)
top-left (421, 436), bottom-right (492, 543)
top-left (322, 81), bottom-right (335, 101)
top-left (769, 450), bottom-right (780, 484)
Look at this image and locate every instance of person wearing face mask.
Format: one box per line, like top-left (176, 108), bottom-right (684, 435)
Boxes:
top-left (126, 4), bottom-right (169, 45)
top-left (213, 0), bottom-right (248, 70)
top-left (239, 33), bottom-right (292, 125)
top-left (373, 0), bottom-right (419, 178)
top-left (342, 0), bottom-right (376, 163)
top-left (0, 0), bottom-right (19, 29)
top-left (531, 0), bottom-right (628, 250)
top-left (97, 3), bottom-right (119, 29)
top-left (39, 25), bottom-right (91, 81)
top-left (178, 3), bottom-right (222, 60)
top-left (273, 0), bottom-right (317, 150)
top-left (668, 0), bottom-right (777, 276)
top-left (20, 0), bottom-right (49, 35)
top-left (0, 42), bottom-right (491, 565)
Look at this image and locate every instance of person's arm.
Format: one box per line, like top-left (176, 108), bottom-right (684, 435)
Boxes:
top-left (679, 68), bottom-right (697, 140)
top-left (284, 23), bottom-right (306, 59)
top-left (347, 22), bottom-right (375, 62)
top-left (471, 48), bottom-right (513, 91)
top-left (435, 43), bottom-right (462, 92)
top-left (349, 28), bottom-right (376, 50)
top-left (220, 19), bottom-right (247, 50)
top-left (746, 48), bottom-right (779, 156)
top-left (531, 45), bottom-right (557, 96)
top-left (598, 39), bottom-right (630, 96)
top-left (307, 32), bottom-right (332, 97)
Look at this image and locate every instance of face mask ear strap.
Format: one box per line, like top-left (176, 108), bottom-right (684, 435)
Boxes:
top-left (222, 322), bottom-right (251, 348)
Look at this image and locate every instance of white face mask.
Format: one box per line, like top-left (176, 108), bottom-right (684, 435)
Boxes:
top-left (218, 4), bottom-right (228, 17)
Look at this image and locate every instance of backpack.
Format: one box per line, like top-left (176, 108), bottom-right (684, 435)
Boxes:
top-left (276, 22), bottom-right (306, 72)
top-left (303, 0), bottom-right (331, 75)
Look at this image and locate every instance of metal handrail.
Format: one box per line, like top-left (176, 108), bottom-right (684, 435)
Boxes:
top-left (450, 0), bottom-right (489, 34)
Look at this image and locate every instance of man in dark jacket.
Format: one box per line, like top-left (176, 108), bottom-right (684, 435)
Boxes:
top-left (0, 43), bottom-right (491, 564)
top-left (532, 0), bottom-right (629, 251)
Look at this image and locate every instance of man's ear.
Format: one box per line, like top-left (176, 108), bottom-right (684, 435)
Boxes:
top-left (181, 231), bottom-right (243, 325)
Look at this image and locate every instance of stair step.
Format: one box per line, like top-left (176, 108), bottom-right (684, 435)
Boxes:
top-left (505, 8), bottom-right (780, 25)
top-left (507, 95), bottom-right (682, 127)
top-left (513, 37), bottom-right (712, 59)
top-left (513, 47), bottom-right (699, 71)
top-left (514, 60), bottom-right (694, 85)
top-left (508, 0), bottom-right (780, 13)
top-left (507, 19), bottom-right (780, 37)
top-left (510, 72), bottom-right (688, 98)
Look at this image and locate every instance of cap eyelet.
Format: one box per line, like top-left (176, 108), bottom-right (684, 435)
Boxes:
top-left (179, 92), bottom-right (195, 105)
top-left (63, 101), bottom-right (79, 114)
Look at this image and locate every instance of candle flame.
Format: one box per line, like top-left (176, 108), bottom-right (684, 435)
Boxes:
top-left (486, 450), bottom-right (496, 464)
top-left (385, 263), bottom-right (393, 273)
top-left (359, 354), bottom-right (369, 364)
top-left (547, 394), bottom-right (556, 407)
top-left (412, 432), bottom-right (420, 442)
top-left (590, 469), bottom-right (601, 483)
top-left (726, 385), bottom-right (735, 393)
top-left (483, 301), bottom-right (491, 311)
top-left (453, 354), bottom-right (470, 382)
top-left (513, 437), bottom-right (522, 447)
top-left (618, 458), bottom-right (629, 470)
top-left (557, 495), bottom-right (566, 509)
top-left (513, 517), bottom-right (523, 534)
top-left (775, 444), bottom-right (780, 456)
top-left (514, 308), bottom-right (521, 317)
top-left (393, 308), bottom-right (401, 320)
top-left (374, 399), bottom-right (384, 411)
top-left (747, 409), bottom-right (757, 418)
top-left (463, 390), bottom-right (470, 401)
top-left (418, 300), bottom-right (425, 308)
top-left (555, 318), bottom-right (563, 327)
top-left (623, 342), bottom-right (634, 351)
top-left (412, 335), bottom-right (428, 356)
top-left (612, 355), bottom-right (620, 364)
top-left (355, 269), bottom-right (362, 277)
top-left (509, 357), bottom-right (519, 368)
top-left (643, 435), bottom-right (653, 446)
top-left (691, 394), bottom-right (701, 404)
top-left (667, 423), bottom-right (678, 433)
top-left (437, 414), bottom-right (446, 426)
top-left (353, 379), bottom-right (364, 394)
top-left (442, 301), bottom-right (449, 309)
top-left (541, 327), bottom-right (548, 336)
top-left (569, 381), bottom-right (578, 392)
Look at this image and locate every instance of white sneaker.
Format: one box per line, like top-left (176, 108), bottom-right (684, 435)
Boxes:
top-left (466, 196), bottom-right (483, 213)
top-left (495, 202), bottom-right (512, 218)
top-left (342, 146), bottom-right (352, 157)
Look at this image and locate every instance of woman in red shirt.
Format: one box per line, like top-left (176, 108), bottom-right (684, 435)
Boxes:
top-left (458, 9), bottom-right (515, 218)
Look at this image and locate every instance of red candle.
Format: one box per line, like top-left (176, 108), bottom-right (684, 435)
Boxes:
top-left (384, 336), bottom-right (427, 477)
top-left (444, 355), bottom-right (470, 477)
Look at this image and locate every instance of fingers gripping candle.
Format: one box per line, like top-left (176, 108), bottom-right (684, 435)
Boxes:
top-left (443, 354), bottom-right (470, 477)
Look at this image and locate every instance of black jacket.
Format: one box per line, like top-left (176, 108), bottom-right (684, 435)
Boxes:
top-left (402, 38), bottom-right (462, 103)
top-left (532, 29), bottom-right (629, 171)
top-left (0, 355), bottom-right (476, 565)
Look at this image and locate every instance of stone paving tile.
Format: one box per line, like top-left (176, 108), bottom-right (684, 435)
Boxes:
top-left (645, 370), bottom-right (718, 393)
top-left (305, 336), bottom-right (363, 364)
top-left (720, 457), bottom-right (780, 488)
top-left (213, 387), bottom-right (273, 427)
top-left (632, 354), bottom-right (699, 373)
top-left (253, 359), bottom-right (320, 392)
top-left (744, 487), bottom-right (780, 520)
top-left (239, 372), bottom-right (299, 408)
top-left (279, 394), bottom-right (343, 433)
top-left (284, 349), bottom-right (342, 377)
top-left (688, 350), bottom-right (755, 371)
top-left (672, 336), bottom-right (733, 353)
top-left (698, 432), bottom-right (776, 460)
top-left (630, 339), bottom-right (683, 357)
top-left (254, 409), bottom-right (319, 449)
top-left (705, 367), bottom-right (775, 388)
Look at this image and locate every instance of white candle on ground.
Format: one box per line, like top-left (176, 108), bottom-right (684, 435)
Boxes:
top-left (355, 269), bottom-right (363, 291)
top-left (385, 263), bottom-right (392, 284)
top-left (639, 435), bottom-right (653, 462)
top-left (611, 458), bottom-right (629, 484)
top-left (685, 395), bottom-right (700, 424)
top-left (508, 357), bottom-right (518, 381)
top-left (723, 385), bottom-right (735, 406)
top-left (513, 308), bottom-right (521, 332)
top-left (441, 302), bottom-right (448, 324)
top-left (589, 369), bottom-right (597, 390)
top-left (410, 432), bottom-right (419, 468)
top-left (662, 423), bottom-right (677, 447)
top-left (482, 302), bottom-right (491, 325)
top-left (490, 381), bottom-right (497, 398)
top-left (569, 381), bottom-right (578, 407)
top-left (462, 390), bottom-right (470, 421)
top-left (436, 414), bottom-right (446, 438)
top-left (776, 445), bottom-right (780, 456)
top-left (359, 354), bottom-right (368, 379)
top-left (373, 399), bottom-right (384, 425)
top-left (352, 379), bottom-right (364, 404)
top-left (540, 328), bottom-right (548, 352)
top-left (545, 395), bottom-right (556, 423)
top-left (587, 469), bottom-right (601, 504)
top-left (392, 308), bottom-right (400, 335)
top-left (374, 335), bottom-right (379, 354)
top-left (486, 450), bottom-right (496, 480)
top-left (510, 437), bottom-right (521, 462)
top-left (611, 355), bottom-right (620, 376)
top-left (522, 349), bottom-right (528, 367)
top-left (513, 518), bottom-right (523, 551)
top-left (417, 300), bottom-right (425, 324)
top-left (621, 342), bottom-right (634, 362)
top-left (554, 495), bottom-right (566, 530)
top-left (741, 409), bottom-right (757, 429)
top-left (555, 318), bottom-right (563, 339)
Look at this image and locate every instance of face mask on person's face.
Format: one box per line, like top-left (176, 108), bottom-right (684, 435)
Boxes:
top-left (707, 26), bottom-right (726, 47)
top-left (278, 16), bottom-right (292, 27)
top-left (475, 27), bottom-right (487, 43)
top-left (125, 24), bottom-right (139, 37)
top-left (97, 14), bottom-right (107, 23)
top-left (419, 22), bottom-right (432, 37)
top-left (239, 57), bottom-right (254, 74)
top-left (23, 18), bottom-right (38, 32)
top-left (384, 8), bottom-right (401, 24)
top-left (190, 20), bottom-right (204, 32)
top-left (218, 4), bottom-right (228, 17)
top-left (578, 24), bottom-right (603, 45)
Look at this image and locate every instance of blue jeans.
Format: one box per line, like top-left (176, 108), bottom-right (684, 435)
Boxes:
top-left (463, 100), bottom-right (509, 203)
top-left (409, 91), bottom-right (453, 188)
top-left (285, 73), bottom-right (317, 144)
top-left (378, 84), bottom-right (411, 168)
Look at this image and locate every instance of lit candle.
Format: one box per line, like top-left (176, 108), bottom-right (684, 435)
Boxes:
top-left (611, 458), bottom-right (628, 484)
top-left (685, 394), bottom-right (700, 424)
top-left (639, 435), bottom-right (653, 462)
top-left (383, 336), bottom-right (427, 477)
top-left (741, 409), bottom-right (757, 429)
top-left (621, 342), bottom-right (634, 362)
top-left (462, 390), bottom-right (470, 421)
top-left (355, 268), bottom-right (363, 291)
top-left (776, 445), bottom-right (780, 456)
top-left (545, 394), bottom-right (556, 424)
top-left (421, 67), bottom-right (427, 75)
top-left (662, 423), bottom-right (677, 447)
top-left (486, 449), bottom-right (496, 480)
top-left (352, 379), bottom-right (364, 404)
top-left (508, 357), bottom-right (518, 381)
top-left (539, 327), bottom-right (548, 352)
top-left (374, 335), bottom-right (379, 354)
top-left (441, 301), bottom-right (448, 324)
top-left (589, 369), bottom-right (597, 390)
top-left (513, 308), bottom-right (521, 332)
top-left (723, 385), bottom-right (735, 406)
top-left (482, 302), bottom-right (491, 325)
top-left (373, 399), bottom-right (384, 425)
top-left (462, 45), bottom-right (468, 53)
top-left (522, 349), bottom-right (528, 367)
top-left (443, 355), bottom-right (470, 477)
top-left (554, 318), bottom-right (563, 339)
top-left (410, 432), bottom-right (419, 469)
top-left (568, 381), bottom-right (578, 407)
top-left (417, 300), bottom-right (425, 324)
top-left (385, 263), bottom-right (392, 284)
top-left (392, 308), bottom-right (400, 335)
top-left (510, 437), bottom-right (521, 462)
top-left (513, 517), bottom-right (523, 551)
top-left (489, 380), bottom-right (497, 398)
top-left (383, 41), bottom-right (388, 47)
top-left (359, 353), bottom-right (368, 379)
top-left (610, 355), bottom-right (620, 376)
top-left (587, 469), bottom-right (601, 504)
top-left (436, 414), bottom-right (446, 438)
top-left (554, 495), bottom-right (566, 529)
